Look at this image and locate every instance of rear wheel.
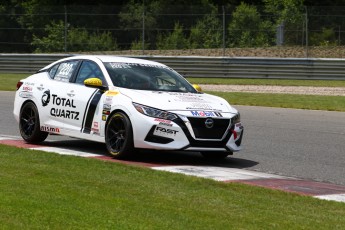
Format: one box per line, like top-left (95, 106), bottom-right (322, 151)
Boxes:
top-left (19, 102), bottom-right (48, 143)
top-left (105, 112), bottom-right (134, 159)
top-left (200, 151), bottom-right (230, 160)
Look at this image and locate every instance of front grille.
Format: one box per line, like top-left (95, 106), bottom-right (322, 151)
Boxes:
top-left (187, 117), bottom-right (230, 139)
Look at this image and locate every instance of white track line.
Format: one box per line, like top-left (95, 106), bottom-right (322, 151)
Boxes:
top-left (152, 165), bottom-right (289, 181)
top-left (0, 135), bottom-right (18, 140)
top-left (314, 194), bottom-right (345, 203)
top-left (30, 147), bottom-right (101, 157)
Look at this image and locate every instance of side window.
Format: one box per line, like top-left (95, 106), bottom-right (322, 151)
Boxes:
top-left (49, 64), bottom-right (59, 78)
top-left (53, 61), bottom-right (79, 82)
top-left (75, 61), bottom-right (105, 85)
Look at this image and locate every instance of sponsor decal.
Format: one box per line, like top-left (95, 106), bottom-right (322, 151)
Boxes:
top-left (105, 90), bottom-right (119, 96)
top-left (173, 95), bottom-right (205, 102)
top-left (103, 104), bottom-right (111, 110)
top-left (51, 94), bottom-right (76, 108)
top-left (42, 90), bottom-right (79, 120)
top-left (22, 86), bottom-right (32, 91)
top-left (154, 126), bottom-right (178, 137)
top-left (154, 118), bottom-right (172, 124)
top-left (102, 98), bottom-right (112, 122)
top-left (24, 82), bottom-right (35, 86)
top-left (102, 110), bottom-right (110, 115)
top-left (109, 63), bottom-right (132, 69)
top-left (186, 103), bottom-right (223, 112)
top-left (103, 99), bottom-right (112, 115)
top-left (19, 92), bottom-right (33, 98)
top-left (186, 107), bottom-right (222, 112)
top-left (91, 122), bottom-right (99, 133)
top-left (154, 118), bottom-right (173, 127)
top-left (40, 126), bottom-right (60, 133)
top-left (186, 103), bottom-right (213, 110)
top-left (105, 96), bottom-right (113, 104)
top-left (190, 111), bottom-right (222, 117)
top-left (109, 63), bottom-right (171, 70)
top-left (50, 108), bottom-right (79, 120)
top-left (168, 92), bottom-right (189, 96)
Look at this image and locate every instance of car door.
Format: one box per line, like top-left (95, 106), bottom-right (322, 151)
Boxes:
top-left (63, 60), bottom-right (107, 134)
top-left (39, 60), bottom-right (80, 129)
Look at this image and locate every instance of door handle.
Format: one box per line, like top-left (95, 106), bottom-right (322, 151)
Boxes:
top-left (37, 84), bottom-right (44, 91)
top-left (67, 90), bottom-right (75, 97)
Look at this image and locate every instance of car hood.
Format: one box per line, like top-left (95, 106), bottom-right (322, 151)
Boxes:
top-left (119, 88), bottom-right (237, 113)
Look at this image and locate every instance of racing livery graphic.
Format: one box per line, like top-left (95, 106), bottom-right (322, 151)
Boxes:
top-left (14, 55), bottom-right (243, 159)
top-left (41, 89), bottom-right (50, 106)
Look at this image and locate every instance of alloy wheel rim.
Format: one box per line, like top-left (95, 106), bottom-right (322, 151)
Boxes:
top-left (21, 107), bottom-right (35, 136)
top-left (107, 118), bottom-right (126, 152)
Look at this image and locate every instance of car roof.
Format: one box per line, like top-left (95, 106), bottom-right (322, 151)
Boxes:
top-left (41, 55), bottom-right (166, 71)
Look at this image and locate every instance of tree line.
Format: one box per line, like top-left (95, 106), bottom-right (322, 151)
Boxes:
top-left (1, 0), bottom-right (345, 53)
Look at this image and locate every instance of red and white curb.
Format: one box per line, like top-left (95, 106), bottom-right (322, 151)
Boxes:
top-left (1, 135), bottom-right (345, 203)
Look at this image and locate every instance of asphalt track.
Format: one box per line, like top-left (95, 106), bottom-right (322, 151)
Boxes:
top-left (1, 91), bottom-right (345, 202)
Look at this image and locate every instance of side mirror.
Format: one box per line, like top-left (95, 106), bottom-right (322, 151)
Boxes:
top-left (192, 84), bottom-right (202, 92)
top-left (84, 78), bottom-right (108, 90)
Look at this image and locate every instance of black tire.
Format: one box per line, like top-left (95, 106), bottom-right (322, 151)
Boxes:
top-left (200, 151), bottom-right (230, 160)
top-left (105, 112), bottom-right (134, 159)
top-left (19, 102), bottom-right (48, 143)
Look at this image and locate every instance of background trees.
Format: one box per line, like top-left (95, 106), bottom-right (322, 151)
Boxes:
top-left (0, 0), bottom-right (344, 53)
top-left (228, 3), bottom-right (274, 47)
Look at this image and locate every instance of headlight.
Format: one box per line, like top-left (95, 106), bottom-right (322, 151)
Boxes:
top-left (232, 112), bottom-right (241, 124)
top-left (133, 103), bottom-right (178, 120)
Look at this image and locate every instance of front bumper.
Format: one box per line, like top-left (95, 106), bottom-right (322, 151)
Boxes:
top-left (131, 112), bottom-right (243, 153)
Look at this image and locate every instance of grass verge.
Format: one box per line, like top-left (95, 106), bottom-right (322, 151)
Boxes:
top-left (187, 77), bottom-right (345, 87)
top-left (1, 74), bottom-right (345, 92)
top-left (0, 144), bottom-right (344, 229)
top-left (1, 74), bottom-right (344, 111)
top-left (0, 74), bottom-right (29, 91)
top-left (209, 91), bottom-right (345, 112)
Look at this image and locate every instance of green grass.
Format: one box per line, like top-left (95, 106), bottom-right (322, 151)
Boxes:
top-left (0, 144), bottom-right (344, 229)
top-left (208, 91), bottom-right (345, 112)
top-left (0, 74), bottom-right (29, 91)
top-left (187, 77), bottom-right (345, 87)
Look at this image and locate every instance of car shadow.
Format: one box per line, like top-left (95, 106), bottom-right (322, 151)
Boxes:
top-left (42, 137), bottom-right (258, 169)
top-left (129, 150), bottom-right (258, 169)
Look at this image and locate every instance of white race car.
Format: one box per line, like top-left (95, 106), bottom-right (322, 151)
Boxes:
top-left (14, 55), bottom-right (243, 159)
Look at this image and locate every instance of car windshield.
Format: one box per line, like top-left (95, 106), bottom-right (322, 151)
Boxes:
top-left (104, 62), bottom-right (197, 93)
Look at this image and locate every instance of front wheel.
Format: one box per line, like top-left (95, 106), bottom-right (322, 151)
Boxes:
top-left (200, 151), bottom-right (230, 160)
top-left (19, 102), bottom-right (48, 143)
top-left (105, 112), bottom-right (134, 159)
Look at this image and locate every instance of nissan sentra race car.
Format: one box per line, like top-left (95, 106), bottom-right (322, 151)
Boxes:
top-left (14, 55), bottom-right (243, 159)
